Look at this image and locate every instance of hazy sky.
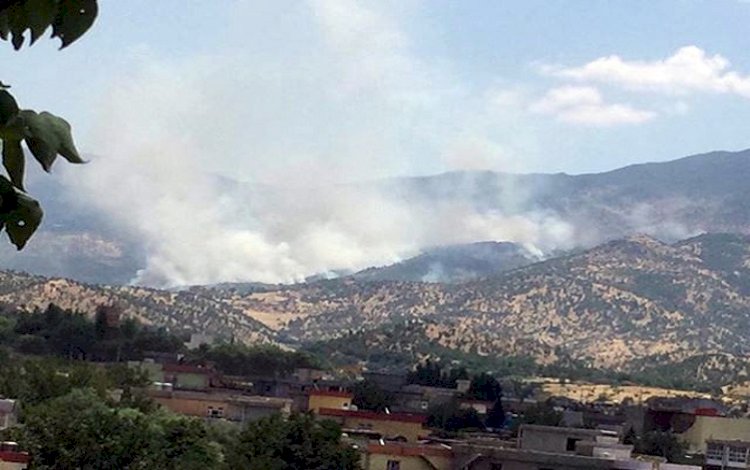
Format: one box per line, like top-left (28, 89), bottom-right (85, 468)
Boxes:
top-left (2, 0), bottom-right (750, 182)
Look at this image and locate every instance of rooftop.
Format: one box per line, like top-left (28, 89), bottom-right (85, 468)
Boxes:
top-left (319, 408), bottom-right (427, 424)
top-left (0, 451), bottom-right (30, 464)
top-left (148, 389), bottom-right (291, 408)
top-left (367, 442), bottom-right (453, 458)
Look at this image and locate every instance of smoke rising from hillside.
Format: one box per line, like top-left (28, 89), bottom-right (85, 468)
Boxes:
top-left (68, 0), bottom-right (570, 287)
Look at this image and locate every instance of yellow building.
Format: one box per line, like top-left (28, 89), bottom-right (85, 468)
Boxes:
top-left (364, 442), bottom-right (453, 470)
top-left (318, 408), bottom-right (427, 442)
top-left (678, 415), bottom-right (750, 453)
top-left (307, 389), bottom-right (353, 413)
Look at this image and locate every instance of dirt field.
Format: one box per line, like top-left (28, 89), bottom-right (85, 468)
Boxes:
top-left (541, 381), bottom-right (710, 404)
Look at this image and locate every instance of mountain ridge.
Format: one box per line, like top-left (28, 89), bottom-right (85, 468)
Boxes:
top-left (3, 233), bottom-right (750, 386)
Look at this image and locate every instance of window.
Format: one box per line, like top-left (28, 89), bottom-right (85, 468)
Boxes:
top-left (706, 443), bottom-right (724, 461)
top-left (566, 438), bottom-right (580, 452)
top-left (386, 460), bottom-right (400, 470)
top-left (207, 406), bottom-right (224, 419)
top-left (728, 446), bottom-right (748, 463)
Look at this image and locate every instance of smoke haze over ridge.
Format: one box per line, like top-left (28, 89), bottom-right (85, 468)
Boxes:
top-left (63, 0), bottom-right (569, 287)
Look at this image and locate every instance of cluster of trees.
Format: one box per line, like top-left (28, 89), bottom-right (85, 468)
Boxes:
top-left (0, 304), bottom-right (183, 361)
top-left (406, 360), bottom-right (469, 388)
top-left (0, 353), bottom-right (360, 469)
top-left (227, 414), bottom-right (360, 469)
top-left (187, 341), bottom-right (319, 378)
top-left (625, 428), bottom-right (688, 464)
top-left (0, 303), bottom-right (327, 382)
top-left (351, 379), bottom-right (395, 412)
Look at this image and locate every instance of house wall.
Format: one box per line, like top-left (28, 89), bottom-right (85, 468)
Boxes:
top-left (308, 394), bottom-right (351, 413)
top-left (364, 444), bottom-right (453, 470)
top-left (153, 395), bottom-right (228, 419)
top-left (365, 454), bottom-right (450, 470)
top-left (677, 416), bottom-right (750, 453)
top-left (339, 416), bottom-right (423, 442)
top-left (171, 372), bottom-right (209, 390)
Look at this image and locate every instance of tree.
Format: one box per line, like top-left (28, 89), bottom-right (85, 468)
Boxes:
top-left (188, 342), bottom-right (319, 377)
top-left (467, 372), bottom-right (502, 402)
top-left (227, 413), bottom-right (361, 470)
top-left (406, 361), bottom-right (468, 388)
top-left (352, 379), bottom-right (394, 412)
top-left (0, 1), bottom-right (98, 249)
top-left (634, 430), bottom-right (687, 463)
top-left (486, 399), bottom-right (505, 429)
top-left (5, 388), bottom-right (221, 470)
top-left (512, 400), bottom-right (562, 435)
top-left (427, 400), bottom-right (484, 433)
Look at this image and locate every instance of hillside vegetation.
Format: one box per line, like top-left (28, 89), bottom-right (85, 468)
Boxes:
top-left (3, 233), bottom-right (750, 387)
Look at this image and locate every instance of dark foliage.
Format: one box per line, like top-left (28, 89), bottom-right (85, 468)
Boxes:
top-left (351, 379), bottom-right (394, 412)
top-left (226, 413), bottom-right (361, 470)
top-left (2, 303), bottom-right (184, 361)
top-left (427, 399), bottom-right (484, 432)
top-left (187, 342), bottom-right (319, 377)
top-left (406, 360), bottom-right (468, 388)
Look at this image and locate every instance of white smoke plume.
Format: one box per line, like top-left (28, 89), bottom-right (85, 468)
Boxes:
top-left (66, 0), bottom-right (568, 287)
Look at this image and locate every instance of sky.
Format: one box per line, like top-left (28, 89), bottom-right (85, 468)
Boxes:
top-left (2, 0), bottom-right (750, 179)
top-left (3, 0), bottom-right (750, 285)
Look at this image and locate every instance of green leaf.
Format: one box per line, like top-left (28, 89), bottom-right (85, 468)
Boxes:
top-left (52, 0), bottom-right (97, 49)
top-left (0, 88), bottom-right (18, 126)
top-left (18, 109), bottom-right (85, 171)
top-left (25, 0), bottom-right (57, 44)
top-left (2, 139), bottom-right (24, 190)
top-left (0, 175), bottom-right (42, 249)
top-left (4, 191), bottom-right (41, 249)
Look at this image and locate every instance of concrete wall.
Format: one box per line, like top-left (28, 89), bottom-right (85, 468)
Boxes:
top-left (519, 426), bottom-right (599, 453)
top-left (678, 416), bottom-right (750, 453)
